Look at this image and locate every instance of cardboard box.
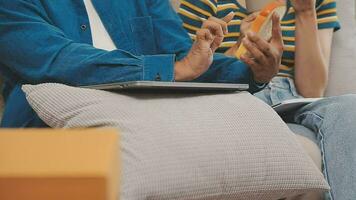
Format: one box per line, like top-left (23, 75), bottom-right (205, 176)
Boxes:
top-left (0, 129), bottom-right (120, 200)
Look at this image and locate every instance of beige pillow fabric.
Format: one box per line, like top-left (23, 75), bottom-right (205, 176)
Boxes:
top-left (22, 83), bottom-right (329, 200)
top-left (326, 0), bottom-right (356, 96)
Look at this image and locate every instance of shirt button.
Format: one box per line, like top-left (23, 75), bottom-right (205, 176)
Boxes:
top-left (155, 73), bottom-right (162, 81)
top-left (80, 24), bottom-right (87, 31)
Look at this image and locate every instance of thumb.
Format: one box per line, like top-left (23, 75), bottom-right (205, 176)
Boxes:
top-left (271, 13), bottom-right (282, 44)
top-left (222, 12), bottom-right (235, 24)
top-left (245, 12), bottom-right (258, 22)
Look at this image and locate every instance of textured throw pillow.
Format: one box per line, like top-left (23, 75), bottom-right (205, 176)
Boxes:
top-left (22, 83), bottom-right (329, 200)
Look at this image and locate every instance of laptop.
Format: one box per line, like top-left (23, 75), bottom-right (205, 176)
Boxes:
top-left (83, 81), bottom-right (249, 92)
top-left (272, 98), bottom-right (322, 114)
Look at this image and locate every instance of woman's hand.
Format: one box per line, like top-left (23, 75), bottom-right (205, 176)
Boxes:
top-left (174, 12), bottom-right (235, 81)
top-left (240, 13), bottom-right (284, 83)
top-left (290, 0), bottom-right (316, 13)
top-left (224, 13), bottom-right (257, 57)
top-left (240, 12), bottom-right (258, 36)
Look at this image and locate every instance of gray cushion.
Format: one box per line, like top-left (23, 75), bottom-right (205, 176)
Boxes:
top-left (22, 83), bottom-right (329, 200)
top-left (326, 0), bottom-right (356, 96)
top-left (287, 123), bottom-right (318, 145)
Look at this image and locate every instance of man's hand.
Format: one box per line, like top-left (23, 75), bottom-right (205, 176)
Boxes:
top-left (225, 13), bottom-right (257, 57)
top-left (174, 12), bottom-right (235, 81)
top-left (240, 13), bottom-right (284, 83)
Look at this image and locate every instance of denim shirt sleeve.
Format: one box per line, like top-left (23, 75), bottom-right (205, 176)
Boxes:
top-left (0, 1), bottom-right (175, 86)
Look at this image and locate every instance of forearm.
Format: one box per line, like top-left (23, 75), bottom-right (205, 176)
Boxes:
top-left (294, 10), bottom-right (328, 97)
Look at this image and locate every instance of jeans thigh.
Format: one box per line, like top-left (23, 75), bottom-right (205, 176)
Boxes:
top-left (294, 95), bottom-right (356, 200)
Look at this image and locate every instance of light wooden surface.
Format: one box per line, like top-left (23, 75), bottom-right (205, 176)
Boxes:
top-left (0, 128), bottom-right (120, 200)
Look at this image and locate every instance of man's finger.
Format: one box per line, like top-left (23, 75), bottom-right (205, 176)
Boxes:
top-left (202, 19), bottom-right (227, 51)
top-left (207, 16), bottom-right (228, 35)
top-left (202, 20), bottom-right (224, 37)
top-left (196, 29), bottom-right (214, 49)
top-left (211, 36), bottom-right (224, 52)
top-left (247, 32), bottom-right (273, 57)
top-left (222, 12), bottom-right (235, 24)
top-left (196, 29), bottom-right (213, 41)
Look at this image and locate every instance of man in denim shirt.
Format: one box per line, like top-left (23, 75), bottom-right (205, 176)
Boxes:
top-left (0, 0), bottom-right (283, 127)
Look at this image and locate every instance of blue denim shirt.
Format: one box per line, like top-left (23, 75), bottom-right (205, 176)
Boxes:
top-left (0, 0), bottom-right (263, 127)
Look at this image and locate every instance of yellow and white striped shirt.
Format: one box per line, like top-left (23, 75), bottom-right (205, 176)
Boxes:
top-left (179, 0), bottom-right (340, 78)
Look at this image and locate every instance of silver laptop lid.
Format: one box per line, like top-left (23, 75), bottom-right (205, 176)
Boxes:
top-left (83, 81), bottom-right (249, 92)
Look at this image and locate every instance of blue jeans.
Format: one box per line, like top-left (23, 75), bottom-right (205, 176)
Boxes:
top-left (255, 77), bottom-right (356, 200)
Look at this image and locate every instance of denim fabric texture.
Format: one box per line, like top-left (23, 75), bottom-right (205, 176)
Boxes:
top-left (255, 76), bottom-right (356, 200)
top-left (294, 95), bottom-right (356, 200)
top-left (0, 0), bottom-right (264, 127)
top-left (254, 77), bottom-right (303, 106)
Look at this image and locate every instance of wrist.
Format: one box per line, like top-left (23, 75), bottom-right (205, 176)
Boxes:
top-left (247, 68), bottom-right (267, 93)
top-left (294, 8), bottom-right (317, 18)
top-left (174, 59), bottom-right (196, 81)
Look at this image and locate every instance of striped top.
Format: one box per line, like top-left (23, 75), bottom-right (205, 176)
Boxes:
top-left (179, 0), bottom-right (340, 78)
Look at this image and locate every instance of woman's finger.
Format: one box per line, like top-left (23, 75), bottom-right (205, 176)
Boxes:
top-left (271, 13), bottom-right (284, 53)
top-left (247, 32), bottom-right (274, 57)
top-left (240, 54), bottom-right (260, 71)
top-left (243, 37), bottom-right (268, 64)
top-left (244, 12), bottom-right (258, 22)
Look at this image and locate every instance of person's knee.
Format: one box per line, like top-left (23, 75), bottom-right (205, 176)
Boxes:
top-left (294, 94), bottom-right (356, 130)
top-left (325, 94), bottom-right (356, 113)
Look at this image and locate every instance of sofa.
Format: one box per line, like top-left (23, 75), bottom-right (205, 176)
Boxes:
top-left (0, 1), bottom-right (354, 200)
top-left (0, 0), bottom-right (355, 120)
